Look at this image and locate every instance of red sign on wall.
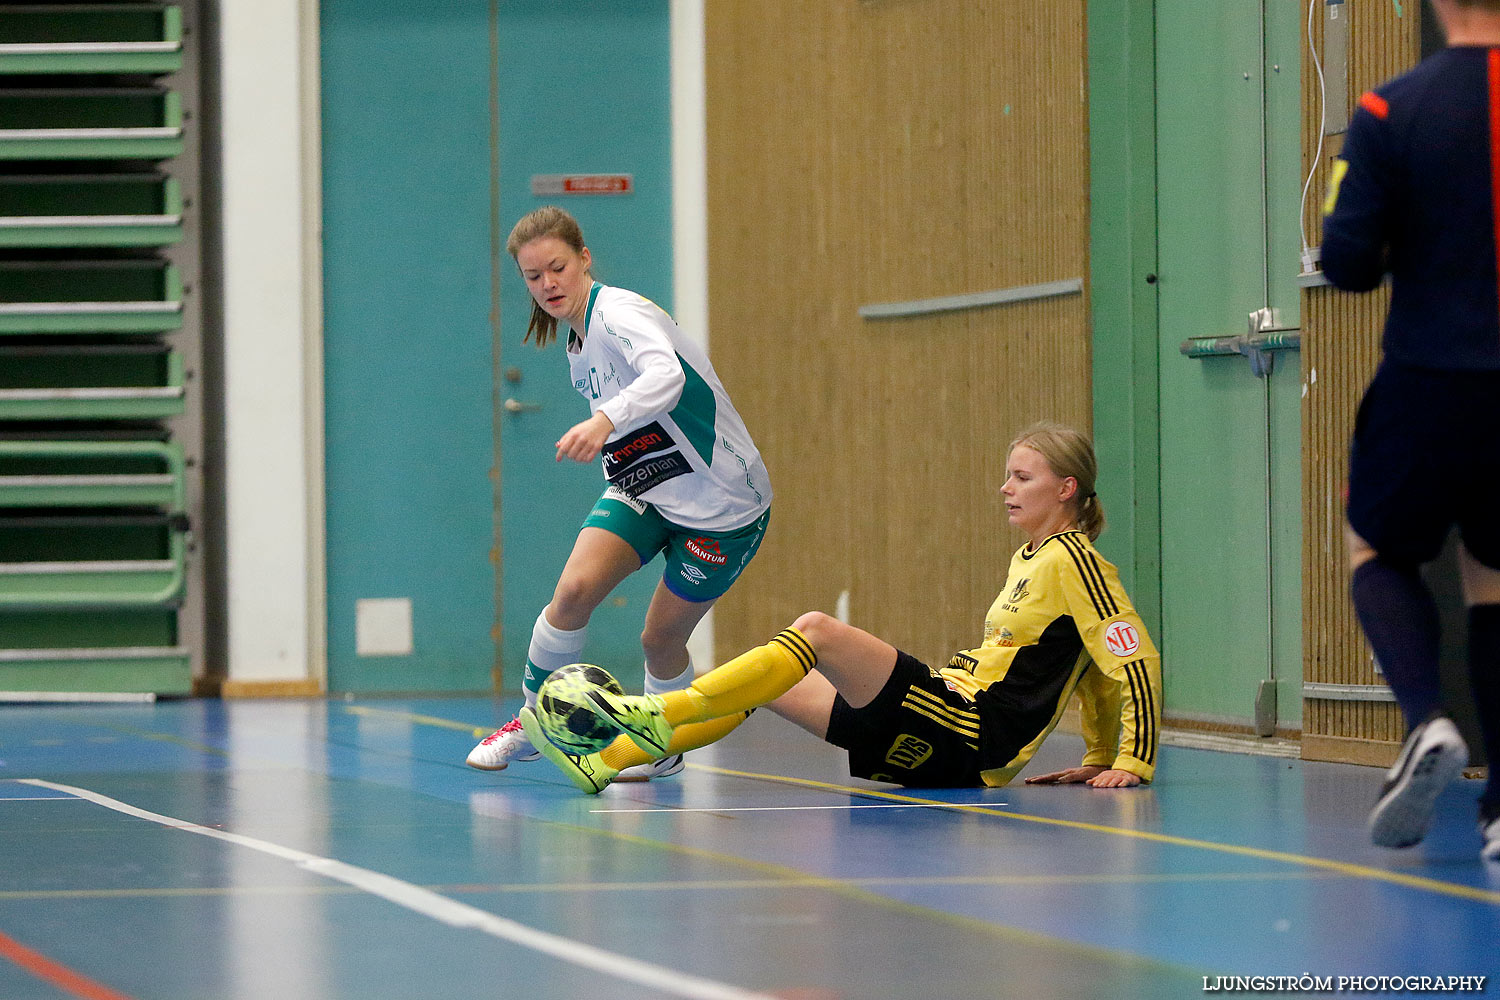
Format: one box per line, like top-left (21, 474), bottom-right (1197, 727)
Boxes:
top-left (530, 174), bottom-right (634, 196)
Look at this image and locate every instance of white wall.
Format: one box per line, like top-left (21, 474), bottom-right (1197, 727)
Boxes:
top-left (671, 0), bottom-right (712, 671)
top-left (219, 0), bottom-right (325, 685)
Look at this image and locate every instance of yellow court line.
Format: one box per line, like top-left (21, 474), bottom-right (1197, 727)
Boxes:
top-left (685, 762), bottom-right (1500, 906)
top-left (344, 704), bottom-right (493, 739)
top-left (0, 869), bottom-right (1338, 903)
top-left (347, 706), bottom-right (1500, 905)
top-left (504, 810), bottom-right (1202, 977)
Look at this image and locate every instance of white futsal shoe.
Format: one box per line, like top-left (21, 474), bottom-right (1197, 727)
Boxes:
top-left (615, 753), bottom-right (686, 783)
top-left (466, 716), bottom-right (541, 771)
top-left (1368, 714), bottom-right (1468, 849)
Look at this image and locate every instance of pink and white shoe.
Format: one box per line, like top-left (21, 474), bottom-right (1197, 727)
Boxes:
top-left (466, 716), bottom-right (541, 771)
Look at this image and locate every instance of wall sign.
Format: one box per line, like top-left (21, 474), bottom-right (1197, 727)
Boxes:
top-left (529, 174), bottom-right (634, 196)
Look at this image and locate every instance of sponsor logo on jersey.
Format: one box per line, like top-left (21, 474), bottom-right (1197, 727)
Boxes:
top-left (604, 430), bottom-right (668, 469)
top-left (885, 734), bottom-right (934, 770)
top-left (615, 454), bottom-right (692, 498)
top-left (601, 420), bottom-right (691, 499)
top-left (601, 485), bottom-right (648, 515)
top-left (947, 651), bottom-right (979, 673)
top-left (1104, 620), bottom-right (1141, 657)
top-left (685, 536), bottom-right (727, 565)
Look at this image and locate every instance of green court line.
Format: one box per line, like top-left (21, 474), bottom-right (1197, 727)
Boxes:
top-left (687, 762), bottom-right (1500, 906)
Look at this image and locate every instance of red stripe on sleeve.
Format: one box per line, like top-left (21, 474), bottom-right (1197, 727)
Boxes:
top-left (1489, 49), bottom-right (1500, 335)
top-left (1358, 90), bottom-right (1389, 119)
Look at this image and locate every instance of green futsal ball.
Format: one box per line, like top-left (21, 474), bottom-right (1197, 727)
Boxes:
top-left (536, 663), bottom-right (626, 754)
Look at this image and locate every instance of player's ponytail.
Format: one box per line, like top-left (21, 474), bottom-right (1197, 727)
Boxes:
top-left (1008, 421), bottom-right (1107, 541)
top-left (506, 206), bottom-right (589, 348)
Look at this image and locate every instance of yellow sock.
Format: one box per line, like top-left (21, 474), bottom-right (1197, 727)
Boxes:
top-left (598, 711), bottom-right (752, 771)
top-left (659, 628), bottom-right (816, 727)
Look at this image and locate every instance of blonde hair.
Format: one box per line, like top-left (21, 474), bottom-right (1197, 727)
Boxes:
top-left (1008, 421), bottom-right (1106, 541)
top-left (506, 206), bottom-right (588, 348)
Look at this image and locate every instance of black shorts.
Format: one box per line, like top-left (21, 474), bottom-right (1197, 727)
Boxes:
top-left (1347, 361), bottom-right (1500, 569)
top-left (825, 650), bottom-right (983, 788)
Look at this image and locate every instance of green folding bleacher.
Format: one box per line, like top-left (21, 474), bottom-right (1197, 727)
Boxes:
top-left (0, 0), bottom-right (199, 698)
top-left (0, 260), bottom-right (183, 334)
top-left (0, 5), bottom-right (183, 76)
top-left (0, 174), bottom-right (183, 248)
top-left (0, 88), bottom-right (184, 160)
top-left (0, 344), bottom-right (185, 420)
top-left (0, 439), bottom-right (184, 509)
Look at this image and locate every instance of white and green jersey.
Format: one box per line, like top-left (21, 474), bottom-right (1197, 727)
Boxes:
top-left (566, 282), bottom-right (772, 532)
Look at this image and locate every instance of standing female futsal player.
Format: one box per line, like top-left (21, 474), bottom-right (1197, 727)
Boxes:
top-left (523, 423), bottom-right (1161, 794)
top-left (466, 206), bottom-right (772, 780)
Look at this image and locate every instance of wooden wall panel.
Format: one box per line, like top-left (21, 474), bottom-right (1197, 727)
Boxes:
top-left (1300, 1), bottom-right (1417, 762)
top-left (705, 2), bottom-right (1089, 668)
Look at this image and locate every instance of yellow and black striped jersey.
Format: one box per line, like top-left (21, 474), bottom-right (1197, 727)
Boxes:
top-left (938, 530), bottom-right (1162, 786)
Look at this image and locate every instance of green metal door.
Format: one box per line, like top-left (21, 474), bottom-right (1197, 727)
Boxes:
top-left (1154, 0), bottom-right (1303, 731)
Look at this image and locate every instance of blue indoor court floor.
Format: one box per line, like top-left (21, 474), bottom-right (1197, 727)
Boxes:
top-left (0, 696), bottom-right (1496, 1000)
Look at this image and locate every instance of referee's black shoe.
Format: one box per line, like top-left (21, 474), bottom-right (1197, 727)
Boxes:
top-left (1369, 714), bottom-right (1468, 849)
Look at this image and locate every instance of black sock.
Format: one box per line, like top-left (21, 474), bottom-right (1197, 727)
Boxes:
top-left (1350, 558), bottom-right (1442, 730)
top-left (1467, 604), bottom-right (1500, 815)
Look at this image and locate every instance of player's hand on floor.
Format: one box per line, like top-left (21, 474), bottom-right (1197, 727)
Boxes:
top-left (1025, 766), bottom-right (1142, 787)
top-left (1025, 765), bottom-right (1104, 785)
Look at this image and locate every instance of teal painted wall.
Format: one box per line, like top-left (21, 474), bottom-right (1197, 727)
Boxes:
top-left (321, 1), bottom-right (498, 692)
top-left (497, 1), bottom-right (673, 694)
top-left (320, 1), bottom-right (671, 693)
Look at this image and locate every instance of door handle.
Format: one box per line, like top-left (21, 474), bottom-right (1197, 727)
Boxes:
top-left (1179, 308), bottom-right (1300, 377)
top-left (503, 398), bottom-right (542, 414)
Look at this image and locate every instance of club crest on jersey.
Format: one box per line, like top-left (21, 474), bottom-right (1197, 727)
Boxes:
top-left (1008, 577), bottom-right (1031, 604)
top-left (1104, 620), bottom-right (1140, 657)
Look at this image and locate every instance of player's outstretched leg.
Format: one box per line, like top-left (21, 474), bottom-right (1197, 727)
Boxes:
top-left (580, 689), bottom-right (673, 757)
top-left (1368, 713), bottom-right (1469, 849)
top-left (518, 708), bottom-right (619, 794)
top-left (581, 628), bottom-right (815, 756)
top-left (616, 662), bottom-right (693, 781)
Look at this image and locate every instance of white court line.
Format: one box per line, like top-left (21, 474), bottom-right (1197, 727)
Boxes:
top-left (18, 778), bottom-right (774, 1000)
top-left (0, 796), bottom-right (86, 801)
top-left (592, 803), bottom-right (1003, 814)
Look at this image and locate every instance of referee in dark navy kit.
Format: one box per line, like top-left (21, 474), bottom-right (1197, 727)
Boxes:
top-left (1322, 0), bottom-right (1500, 860)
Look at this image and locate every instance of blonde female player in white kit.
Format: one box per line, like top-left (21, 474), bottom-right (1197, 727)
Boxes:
top-left (466, 206), bottom-right (772, 780)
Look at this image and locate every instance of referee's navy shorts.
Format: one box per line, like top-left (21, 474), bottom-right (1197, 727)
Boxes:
top-left (1347, 360), bottom-right (1500, 569)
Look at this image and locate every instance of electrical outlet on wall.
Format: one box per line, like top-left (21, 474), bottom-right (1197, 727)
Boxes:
top-left (356, 598), bottom-right (413, 657)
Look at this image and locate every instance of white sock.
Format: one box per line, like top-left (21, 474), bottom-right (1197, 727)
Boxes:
top-left (643, 662), bottom-right (695, 698)
top-left (523, 609), bottom-right (587, 709)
